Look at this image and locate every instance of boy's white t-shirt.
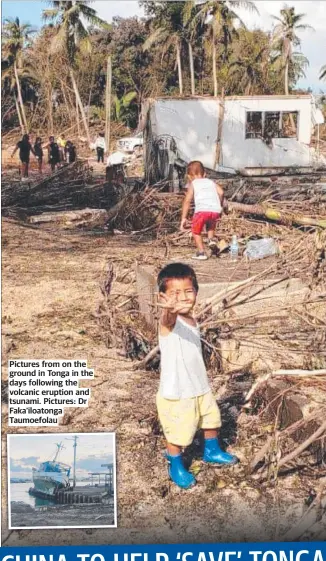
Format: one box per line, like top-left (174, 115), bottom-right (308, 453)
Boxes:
top-left (95, 137), bottom-right (106, 150)
top-left (192, 178), bottom-right (222, 214)
top-left (158, 316), bottom-right (210, 400)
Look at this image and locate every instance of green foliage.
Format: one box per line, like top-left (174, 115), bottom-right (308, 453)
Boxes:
top-left (113, 91), bottom-right (138, 126)
top-left (1, 1), bottom-right (319, 132)
top-left (2, 17), bottom-right (37, 87)
top-left (42, 1), bottom-right (109, 66)
top-left (89, 105), bottom-right (105, 122)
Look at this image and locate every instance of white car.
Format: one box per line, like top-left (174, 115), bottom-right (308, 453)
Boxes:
top-left (117, 131), bottom-right (143, 153)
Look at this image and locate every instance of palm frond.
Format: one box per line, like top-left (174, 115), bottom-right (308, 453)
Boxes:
top-left (42, 9), bottom-right (60, 21)
top-left (122, 91), bottom-right (138, 106)
top-left (292, 52), bottom-right (309, 66)
top-left (76, 4), bottom-right (109, 28)
top-left (295, 24), bottom-right (314, 32)
top-left (320, 65), bottom-right (326, 81)
top-left (229, 1), bottom-right (259, 15)
top-left (49, 23), bottom-right (67, 54)
top-left (182, 0), bottom-right (195, 26)
top-left (79, 35), bottom-right (92, 54)
top-left (143, 27), bottom-right (168, 51)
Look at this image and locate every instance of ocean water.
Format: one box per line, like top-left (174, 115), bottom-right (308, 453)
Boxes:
top-left (10, 482), bottom-right (35, 507)
top-left (10, 480), bottom-right (92, 508)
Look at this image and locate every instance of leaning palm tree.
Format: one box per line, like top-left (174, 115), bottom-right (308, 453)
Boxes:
top-left (143, 2), bottom-right (186, 95)
top-left (186, 1), bottom-right (258, 97)
top-left (320, 65), bottom-right (326, 81)
top-left (272, 6), bottom-right (313, 95)
top-left (42, 1), bottom-right (108, 142)
top-left (2, 17), bottom-right (36, 131)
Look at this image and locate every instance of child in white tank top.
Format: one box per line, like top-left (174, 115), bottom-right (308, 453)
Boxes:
top-left (156, 263), bottom-right (238, 490)
top-left (181, 160), bottom-right (224, 260)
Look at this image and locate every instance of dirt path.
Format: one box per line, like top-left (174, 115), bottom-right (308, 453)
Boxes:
top-left (1, 219), bottom-right (308, 546)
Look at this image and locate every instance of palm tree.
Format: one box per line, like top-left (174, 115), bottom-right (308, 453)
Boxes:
top-left (2, 17), bottom-right (36, 132)
top-left (229, 44), bottom-right (268, 94)
top-left (272, 6), bottom-right (313, 95)
top-left (186, 1), bottom-right (258, 97)
top-left (320, 65), bottom-right (326, 81)
top-left (143, 2), bottom-right (186, 95)
top-left (182, 1), bottom-right (202, 95)
top-left (42, 1), bottom-right (108, 142)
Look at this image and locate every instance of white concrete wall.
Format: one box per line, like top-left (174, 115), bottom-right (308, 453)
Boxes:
top-left (222, 97), bottom-right (313, 169)
top-left (151, 99), bottom-right (219, 169)
top-left (150, 96), bottom-right (315, 170)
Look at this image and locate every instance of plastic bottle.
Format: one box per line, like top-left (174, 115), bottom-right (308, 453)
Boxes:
top-left (230, 234), bottom-right (239, 261)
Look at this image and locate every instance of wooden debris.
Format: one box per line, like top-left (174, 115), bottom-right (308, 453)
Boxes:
top-left (229, 201), bottom-right (326, 229)
top-left (29, 208), bottom-right (109, 229)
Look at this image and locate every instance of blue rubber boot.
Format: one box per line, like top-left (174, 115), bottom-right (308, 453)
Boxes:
top-left (203, 438), bottom-right (239, 465)
top-left (165, 453), bottom-right (196, 489)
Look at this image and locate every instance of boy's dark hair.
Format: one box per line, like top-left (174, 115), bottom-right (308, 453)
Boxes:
top-left (157, 263), bottom-right (198, 293)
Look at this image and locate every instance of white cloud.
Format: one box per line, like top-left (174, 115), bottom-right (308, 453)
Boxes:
top-left (93, 1), bottom-right (144, 22)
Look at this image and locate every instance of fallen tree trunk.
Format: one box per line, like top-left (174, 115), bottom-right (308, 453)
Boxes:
top-left (229, 201), bottom-right (326, 229)
top-left (29, 208), bottom-right (109, 229)
top-left (272, 369), bottom-right (326, 377)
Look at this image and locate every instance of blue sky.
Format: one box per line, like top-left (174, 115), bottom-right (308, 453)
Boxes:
top-left (2, 1), bottom-right (325, 92)
top-left (2, 1), bottom-right (43, 26)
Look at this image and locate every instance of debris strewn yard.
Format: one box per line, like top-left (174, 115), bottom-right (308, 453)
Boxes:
top-left (2, 153), bottom-right (326, 546)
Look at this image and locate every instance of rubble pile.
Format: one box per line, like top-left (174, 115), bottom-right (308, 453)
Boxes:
top-left (1, 161), bottom-right (94, 215)
top-left (96, 213), bottom-right (326, 498)
top-left (108, 174), bottom-right (326, 237)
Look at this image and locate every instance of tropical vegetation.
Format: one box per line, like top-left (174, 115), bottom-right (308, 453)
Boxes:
top-left (1, 0), bottom-right (320, 135)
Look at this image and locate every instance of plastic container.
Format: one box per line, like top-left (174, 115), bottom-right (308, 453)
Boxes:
top-left (244, 238), bottom-right (278, 261)
top-left (230, 234), bottom-right (239, 261)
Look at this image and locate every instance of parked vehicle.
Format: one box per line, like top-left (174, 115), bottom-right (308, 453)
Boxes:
top-left (117, 131), bottom-right (143, 153)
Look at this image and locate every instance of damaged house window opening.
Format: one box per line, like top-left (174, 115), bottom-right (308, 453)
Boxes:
top-left (245, 111), bottom-right (263, 139)
top-left (245, 111), bottom-right (299, 141)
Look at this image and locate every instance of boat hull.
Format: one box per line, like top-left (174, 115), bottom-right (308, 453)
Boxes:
top-left (32, 470), bottom-right (69, 495)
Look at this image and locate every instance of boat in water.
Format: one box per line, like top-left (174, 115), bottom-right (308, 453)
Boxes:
top-left (32, 443), bottom-right (71, 496)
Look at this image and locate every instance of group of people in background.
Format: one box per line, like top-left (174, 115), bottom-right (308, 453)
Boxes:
top-left (12, 130), bottom-right (110, 180)
top-left (12, 133), bottom-right (77, 179)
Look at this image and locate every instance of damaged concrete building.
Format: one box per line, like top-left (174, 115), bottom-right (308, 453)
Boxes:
top-left (143, 94), bottom-right (325, 185)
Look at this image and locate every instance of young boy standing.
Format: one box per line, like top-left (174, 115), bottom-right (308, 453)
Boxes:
top-left (94, 132), bottom-right (106, 163)
top-left (181, 161), bottom-right (224, 260)
top-left (157, 263), bottom-right (238, 489)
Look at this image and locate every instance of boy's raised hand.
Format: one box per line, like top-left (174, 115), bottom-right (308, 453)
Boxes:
top-left (158, 293), bottom-right (192, 315)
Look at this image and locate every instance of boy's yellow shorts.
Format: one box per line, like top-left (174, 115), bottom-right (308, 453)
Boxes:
top-left (156, 391), bottom-right (221, 447)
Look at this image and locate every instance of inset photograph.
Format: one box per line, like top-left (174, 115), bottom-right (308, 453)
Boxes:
top-left (8, 433), bottom-right (116, 529)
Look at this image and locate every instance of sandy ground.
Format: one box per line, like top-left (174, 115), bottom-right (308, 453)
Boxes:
top-left (10, 501), bottom-right (115, 528)
top-left (1, 214), bottom-right (322, 547)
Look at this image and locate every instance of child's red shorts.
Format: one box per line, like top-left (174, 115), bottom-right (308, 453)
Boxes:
top-left (191, 212), bottom-right (221, 235)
